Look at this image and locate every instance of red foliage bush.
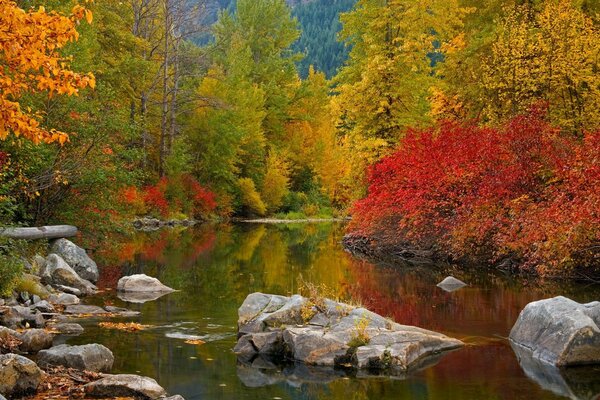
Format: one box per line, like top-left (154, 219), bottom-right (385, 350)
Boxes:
top-left (351, 109), bottom-right (599, 274)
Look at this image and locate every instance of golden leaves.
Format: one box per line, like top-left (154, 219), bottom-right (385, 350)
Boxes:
top-left (98, 322), bottom-right (149, 332)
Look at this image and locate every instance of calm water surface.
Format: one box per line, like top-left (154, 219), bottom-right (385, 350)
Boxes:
top-left (67, 223), bottom-right (600, 400)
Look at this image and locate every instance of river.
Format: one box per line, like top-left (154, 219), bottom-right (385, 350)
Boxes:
top-left (65, 222), bottom-right (600, 400)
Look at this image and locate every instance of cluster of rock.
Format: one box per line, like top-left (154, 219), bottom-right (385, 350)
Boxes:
top-left (0, 236), bottom-right (181, 399)
top-left (133, 217), bottom-right (196, 231)
top-left (234, 293), bottom-right (463, 374)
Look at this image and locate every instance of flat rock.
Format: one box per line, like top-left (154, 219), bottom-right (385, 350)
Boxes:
top-left (64, 304), bottom-right (107, 315)
top-left (0, 353), bottom-right (43, 396)
top-left (436, 276), bottom-right (467, 292)
top-left (84, 374), bottom-right (166, 399)
top-left (41, 254), bottom-right (97, 295)
top-left (235, 293), bottom-right (463, 373)
top-left (51, 238), bottom-right (99, 283)
top-left (47, 322), bottom-right (84, 335)
top-left (48, 293), bottom-right (80, 306)
top-left (37, 344), bottom-right (113, 372)
top-left (117, 274), bottom-right (175, 293)
top-left (509, 296), bottom-right (600, 366)
top-left (32, 300), bottom-right (55, 313)
top-left (53, 285), bottom-right (82, 296)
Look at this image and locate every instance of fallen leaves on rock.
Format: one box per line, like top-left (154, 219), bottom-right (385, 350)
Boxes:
top-left (0, 334), bottom-right (22, 353)
top-left (98, 322), bottom-right (148, 332)
top-left (25, 365), bottom-right (109, 400)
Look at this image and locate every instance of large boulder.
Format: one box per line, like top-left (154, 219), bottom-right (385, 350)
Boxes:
top-left (509, 296), bottom-right (600, 366)
top-left (40, 254), bottom-right (97, 295)
top-left (84, 374), bottom-right (167, 399)
top-left (0, 306), bottom-right (45, 329)
top-left (234, 293), bottom-right (462, 373)
top-left (50, 238), bottom-right (99, 283)
top-left (117, 274), bottom-right (175, 294)
top-left (37, 344), bottom-right (114, 372)
top-left (0, 354), bottom-right (43, 396)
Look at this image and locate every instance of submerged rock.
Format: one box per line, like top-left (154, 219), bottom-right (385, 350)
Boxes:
top-left (234, 292), bottom-right (462, 374)
top-left (84, 374), bottom-right (166, 399)
top-left (117, 291), bottom-right (172, 304)
top-left (117, 274), bottom-right (175, 294)
top-left (48, 292), bottom-right (80, 306)
top-left (509, 296), bottom-right (600, 366)
top-left (41, 254), bottom-right (97, 295)
top-left (37, 344), bottom-right (114, 372)
top-left (0, 353), bottom-right (43, 396)
top-left (50, 238), bottom-right (99, 283)
top-left (48, 322), bottom-right (84, 335)
top-left (436, 276), bottom-right (467, 292)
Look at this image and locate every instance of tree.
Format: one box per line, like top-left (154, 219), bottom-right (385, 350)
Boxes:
top-left (0, 0), bottom-right (95, 144)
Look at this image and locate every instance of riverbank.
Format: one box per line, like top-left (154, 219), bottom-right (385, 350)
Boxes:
top-left (237, 217), bottom-right (346, 224)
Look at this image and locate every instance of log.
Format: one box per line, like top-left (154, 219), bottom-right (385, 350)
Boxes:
top-left (0, 225), bottom-right (78, 240)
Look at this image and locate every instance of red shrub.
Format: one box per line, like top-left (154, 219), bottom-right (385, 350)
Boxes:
top-left (351, 109), bottom-right (599, 273)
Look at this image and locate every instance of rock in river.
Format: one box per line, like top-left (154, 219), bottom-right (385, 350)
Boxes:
top-left (37, 343), bottom-right (114, 372)
top-left (117, 274), bottom-right (175, 294)
top-left (0, 353), bottom-right (43, 396)
top-left (17, 329), bottom-right (53, 353)
top-left (510, 296), bottom-right (600, 366)
top-left (436, 276), bottom-right (467, 292)
top-left (234, 292), bottom-right (463, 373)
top-left (84, 374), bottom-right (167, 399)
top-left (50, 238), bottom-right (99, 283)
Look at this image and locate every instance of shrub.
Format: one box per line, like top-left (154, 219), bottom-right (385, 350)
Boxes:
top-left (0, 238), bottom-right (25, 296)
top-left (351, 108), bottom-right (600, 274)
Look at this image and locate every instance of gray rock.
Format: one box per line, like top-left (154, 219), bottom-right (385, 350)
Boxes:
top-left (37, 344), bottom-right (114, 372)
top-left (31, 294), bottom-right (41, 304)
top-left (84, 374), bottom-right (166, 399)
top-left (436, 276), bottom-right (467, 292)
top-left (235, 293), bottom-right (463, 372)
top-left (47, 292), bottom-right (80, 306)
top-left (117, 291), bottom-right (172, 304)
top-left (32, 254), bottom-right (46, 274)
top-left (509, 296), bottom-right (600, 366)
top-left (0, 306), bottom-right (45, 329)
top-left (50, 238), bottom-right (99, 283)
top-left (47, 323), bottom-right (84, 335)
top-left (0, 299), bottom-right (4, 306)
top-left (163, 395), bottom-right (186, 400)
top-left (117, 274), bottom-right (175, 294)
top-left (0, 353), bottom-right (43, 396)
top-left (0, 327), bottom-right (21, 352)
top-left (17, 329), bottom-right (53, 353)
top-left (41, 254), bottom-right (97, 295)
top-left (64, 304), bottom-right (107, 315)
top-left (32, 300), bottom-right (55, 313)
top-left (53, 285), bottom-right (82, 296)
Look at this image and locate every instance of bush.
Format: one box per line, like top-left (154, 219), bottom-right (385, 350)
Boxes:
top-left (351, 108), bottom-right (600, 274)
top-left (0, 238), bottom-right (25, 296)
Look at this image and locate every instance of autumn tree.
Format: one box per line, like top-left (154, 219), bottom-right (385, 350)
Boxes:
top-left (0, 0), bottom-right (95, 145)
top-left (482, 1), bottom-right (600, 133)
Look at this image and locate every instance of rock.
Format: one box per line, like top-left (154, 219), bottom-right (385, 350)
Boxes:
top-left (32, 300), bottom-right (55, 313)
top-left (84, 374), bottom-right (166, 399)
top-left (0, 299), bottom-right (4, 306)
top-left (64, 304), bottom-right (107, 315)
top-left (0, 327), bottom-right (22, 353)
top-left (0, 306), bottom-right (45, 329)
top-left (19, 291), bottom-right (30, 303)
top-left (117, 291), bottom-right (172, 304)
top-left (53, 285), bottom-right (82, 296)
top-left (31, 294), bottom-right (41, 304)
top-left (0, 353), bottom-right (43, 396)
top-left (37, 344), bottom-right (114, 372)
top-left (509, 296), bottom-right (600, 366)
top-left (436, 276), bottom-right (467, 292)
top-left (50, 238), bottom-right (99, 283)
top-left (103, 306), bottom-right (140, 317)
top-left (41, 254), bottom-right (97, 295)
top-left (117, 274), bottom-right (175, 293)
top-left (235, 293), bottom-right (463, 373)
top-left (47, 323), bottom-right (84, 335)
top-left (47, 293), bottom-right (80, 306)
top-left (164, 396), bottom-right (186, 400)
top-left (32, 254), bottom-right (46, 274)
top-left (17, 329), bottom-right (53, 353)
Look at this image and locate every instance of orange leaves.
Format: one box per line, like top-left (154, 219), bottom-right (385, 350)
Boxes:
top-left (98, 322), bottom-right (149, 332)
top-left (0, 0), bottom-right (94, 144)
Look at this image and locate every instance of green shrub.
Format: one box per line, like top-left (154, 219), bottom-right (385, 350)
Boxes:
top-left (0, 237), bottom-right (25, 296)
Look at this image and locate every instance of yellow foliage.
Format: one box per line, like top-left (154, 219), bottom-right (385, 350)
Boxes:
top-left (261, 152), bottom-right (290, 213)
top-left (238, 177), bottom-right (266, 216)
top-left (0, 0), bottom-right (95, 144)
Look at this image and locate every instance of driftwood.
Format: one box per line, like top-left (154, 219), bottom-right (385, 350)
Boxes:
top-left (0, 225), bottom-right (77, 240)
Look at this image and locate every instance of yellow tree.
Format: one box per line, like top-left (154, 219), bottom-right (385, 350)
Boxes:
top-left (482, 1), bottom-right (600, 133)
top-left (0, 0), bottom-right (95, 144)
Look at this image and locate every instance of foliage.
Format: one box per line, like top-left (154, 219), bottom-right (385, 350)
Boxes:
top-left (0, 237), bottom-right (25, 295)
top-left (348, 312), bottom-right (370, 348)
top-left (0, 0), bottom-right (95, 145)
top-left (351, 108), bottom-right (599, 274)
top-left (237, 177), bottom-right (267, 217)
top-left (261, 152), bottom-right (291, 214)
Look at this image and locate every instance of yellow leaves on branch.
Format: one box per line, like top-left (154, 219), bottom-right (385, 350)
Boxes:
top-left (0, 0), bottom-right (95, 145)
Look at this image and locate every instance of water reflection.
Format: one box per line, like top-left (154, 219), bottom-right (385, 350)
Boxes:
top-left (66, 223), bottom-right (600, 400)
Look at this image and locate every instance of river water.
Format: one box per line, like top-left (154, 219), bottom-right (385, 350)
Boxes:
top-left (67, 223), bottom-right (600, 400)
